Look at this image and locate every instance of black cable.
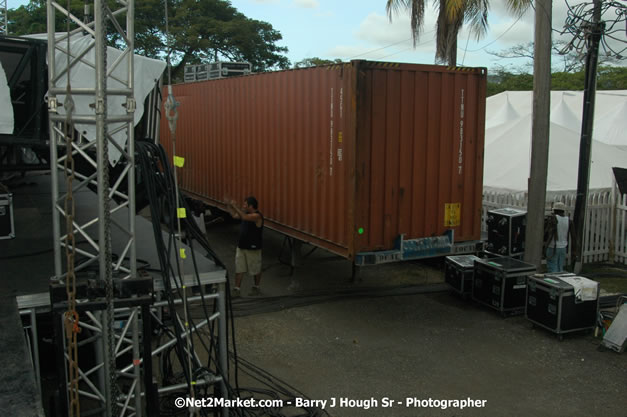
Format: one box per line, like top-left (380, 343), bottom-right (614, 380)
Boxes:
top-left (136, 139), bottom-right (333, 417)
top-left (136, 139), bottom-right (194, 387)
top-left (136, 139), bottom-right (248, 415)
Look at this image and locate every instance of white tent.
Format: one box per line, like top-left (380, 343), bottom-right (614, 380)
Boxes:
top-left (0, 63), bottom-right (12, 134)
top-left (484, 90), bottom-right (627, 192)
top-left (0, 34), bottom-right (166, 165)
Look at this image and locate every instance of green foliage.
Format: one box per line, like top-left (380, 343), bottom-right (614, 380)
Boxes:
top-left (551, 71), bottom-right (586, 90)
top-left (597, 67), bottom-right (627, 89)
top-left (293, 57), bottom-right (343, 68)
top-left (487, 70), bottom-right (533, 96)
top-left (487, 66), bottom-right (627, 96)
top-left (7, 0), bottom-right (290, 80)
top-left (8, 0), bottom-right (50, 34)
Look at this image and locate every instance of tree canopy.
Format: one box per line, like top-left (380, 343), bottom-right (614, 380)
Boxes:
top-left (293, 57), bottom-right (343, 68)
top-left (7, 0), bottom-right (290, 80)
top-left (487, 66), bottom-right (627, 96)
top-left (488, 41), bottom-right (626, 73)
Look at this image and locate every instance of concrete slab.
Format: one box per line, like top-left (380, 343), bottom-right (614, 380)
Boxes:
top-left (0, 295), bottom-right (45, 417)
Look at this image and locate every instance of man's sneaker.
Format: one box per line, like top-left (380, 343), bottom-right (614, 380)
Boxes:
top-left (231, 287), bottom-right (241, 298)
top-left (248, 286), bottom-right (261, 296)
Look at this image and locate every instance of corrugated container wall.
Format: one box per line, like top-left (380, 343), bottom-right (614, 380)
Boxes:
top-left (160, 61), bottom-right (487, 260)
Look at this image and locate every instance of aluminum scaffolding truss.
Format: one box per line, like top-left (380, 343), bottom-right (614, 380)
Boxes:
top-left (18, 275), bottom-right (229, 417)
top-left (0, 0), bottom-right (6, 35)
top-left (45, 1), bottom-right (230, 416)
top-left (52, 304), bottom-right (148, 417)
top-left (47, 0), bottom-right (137, 284)
top-left (47, 0), bottom-right (138, 415)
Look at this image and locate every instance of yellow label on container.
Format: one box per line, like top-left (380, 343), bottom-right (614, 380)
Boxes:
top-left (444, 203), bottom-right (461, 227)
top-left (173, 156), bottom-right (185, 168)
top-left (177, 208), bottom-right (186, 218)
top-left (180, 248), bottom-right (186, 259)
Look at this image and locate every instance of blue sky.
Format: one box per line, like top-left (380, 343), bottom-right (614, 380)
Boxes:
top-left (8, 0), bottom-right (625, 71)
top-left (230, 0), bottom-right (626, 70)
top-left (229, 0), bottom-right (577, 70)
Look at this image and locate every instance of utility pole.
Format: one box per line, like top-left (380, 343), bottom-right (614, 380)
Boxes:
top-left (572, 0), bottom-right (603, 273)
top-left (524, 0), bottom-right (552, 270)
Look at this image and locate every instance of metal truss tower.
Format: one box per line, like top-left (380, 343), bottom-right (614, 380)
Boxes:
top-left (47, 0), bottom-right (139, 415)
top-left (0, 0), bottom-right (7, 35)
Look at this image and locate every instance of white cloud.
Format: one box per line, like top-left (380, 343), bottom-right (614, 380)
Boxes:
top-left (326, 45), bottom-right (374, 59)
top-left (325, 4), bottom-right (621, 68)
top-left (489, 2), bottom-right (532, 20)
top-left (325, 44), bottom-right (436, 64)
top-left (292, 0), bottom-right (319, 8)
top-left (486, 19), bottom-right (534, 46)
top-left (353, 12), bottom-right (438, 50)
top-left (324, 11), bottom-right (449, 63)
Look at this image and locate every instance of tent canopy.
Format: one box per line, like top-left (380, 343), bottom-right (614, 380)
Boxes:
top-left (484, 90), bottom-right (627, 192)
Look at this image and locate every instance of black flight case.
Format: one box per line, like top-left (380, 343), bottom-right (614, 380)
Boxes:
top-left (485, 207), bottom-right (526, 256)
top-left (0, 193), bottom-right (15, 239)
top-left (472, 257), bottom-right (536, 316)
top-left (445, 255), bottom-right (480, 297)
top-left (526, 273), bottom-right (599, 339)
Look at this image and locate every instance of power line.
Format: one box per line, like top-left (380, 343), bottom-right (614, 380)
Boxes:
top-left (462, 35), bottom-right (471, 65)
top-left (348, 30), bottom-right (435, 59)
top-left (461, 12), bottom-right (525, 53)
top-left (375, 46), bottom-right (415, 60)
top-left (375, 37), bottom-right (434, 60)
top-left (459, 3), bottom-right (566, 57)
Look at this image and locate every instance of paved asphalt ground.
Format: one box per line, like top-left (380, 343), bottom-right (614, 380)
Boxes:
top-left (203, 219), bottom-right (627, 417)
top-left (1, 177), bottom-right (625, 417)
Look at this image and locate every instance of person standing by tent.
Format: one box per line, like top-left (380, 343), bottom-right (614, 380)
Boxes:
top-left (227, 196), bottom-right (264, 297)
top-left (544, 202), bottom-right (575, 273)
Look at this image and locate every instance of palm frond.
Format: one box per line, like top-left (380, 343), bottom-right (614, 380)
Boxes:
top-left (506, 0), bottom-right (532, 17)
top-left (386, 0), bottom-right (412, 20)
top-left (446, 0), bottom-right (466, 21)
top-left (464, 0), bottom-right (490, 40)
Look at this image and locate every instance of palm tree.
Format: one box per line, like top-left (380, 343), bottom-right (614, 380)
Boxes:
top-left (386, 0), bottom-right (531, 66)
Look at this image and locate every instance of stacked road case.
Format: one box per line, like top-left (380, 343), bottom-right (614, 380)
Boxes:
top-left (485, 208), bottom-right (526, 256)
top-left (472, 257), bottom-right (536, 315)
top-left (445, 255), bottom-right (481, 297)
top-left (526, 273), bottom-right (599, 338)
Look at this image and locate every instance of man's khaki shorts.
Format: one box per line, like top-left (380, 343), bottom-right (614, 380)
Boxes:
top-left (235, 248), bottom-right (262, 275)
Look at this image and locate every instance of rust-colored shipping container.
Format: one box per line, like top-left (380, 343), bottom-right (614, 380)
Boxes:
top-left (160, 60), bottom-right (487, 264)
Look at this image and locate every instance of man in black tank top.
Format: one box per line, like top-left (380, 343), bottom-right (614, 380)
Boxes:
top-left (227, 196), bottom-right (264, 297)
